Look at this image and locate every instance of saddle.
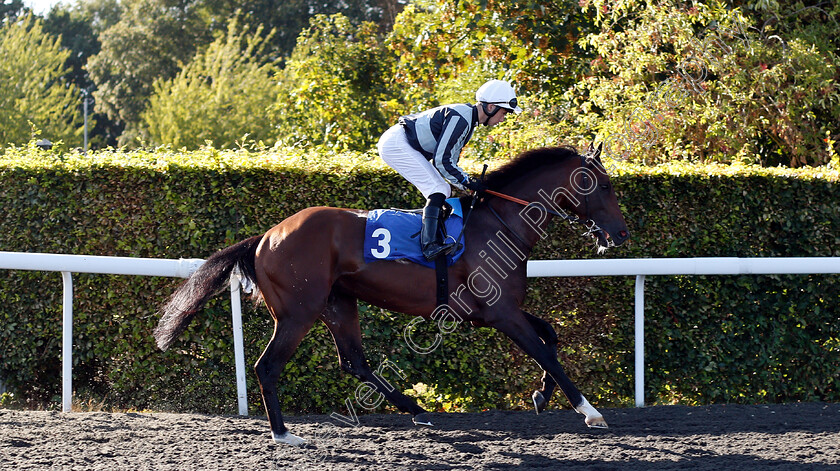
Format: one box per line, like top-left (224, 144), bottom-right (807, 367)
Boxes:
top-left (363, 198), bottom-right (466, 307)
top-left (363, 198), bottom-right (466, 268)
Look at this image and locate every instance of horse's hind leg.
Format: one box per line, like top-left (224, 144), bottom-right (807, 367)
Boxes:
top-left (523, 311), bottom-right (559, 414)
top-left (255, 287), bottom-right (323, 446)
top-left (322, 291), bottom-right (431, 425)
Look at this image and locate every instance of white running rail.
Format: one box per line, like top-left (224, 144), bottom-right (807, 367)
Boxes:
top-left (3, 253), bottom-right (838, 413)
top-left (527, 257), bottom-right (840, 407)
top-left (0, 252), bottom-right (249, 415)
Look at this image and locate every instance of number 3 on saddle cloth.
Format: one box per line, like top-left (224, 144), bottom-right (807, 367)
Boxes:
top-left (363, 198), bottom-right (466, 268)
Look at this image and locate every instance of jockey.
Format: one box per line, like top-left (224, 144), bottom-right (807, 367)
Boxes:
top-left (377, 79), bottom-right (522, 261)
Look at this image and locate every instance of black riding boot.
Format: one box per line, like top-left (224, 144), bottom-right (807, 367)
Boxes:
top-left (421, 193), bottom-right (455, 261)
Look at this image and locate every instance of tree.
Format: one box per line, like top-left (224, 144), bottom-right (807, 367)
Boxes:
top-left (86, 0), bottom-right (211, 146)
top-left (565, 0), bottom-right (840, 166)
top-left (0, 14), bottom-right (83, 147)
top-left (383, 0), bottom-right (595, 161)
top-left (0, 0), bottom-right (26, 22)
top-left (203, 0), bottom-right (405, 60)
top-left (82, 0), bottom-right (411, 147)
top-left (43, 0), bottom-right (124, 147)
top-left (387, 0), bottom-right (591, 109)
top-left (43, 0), bottom-right (123, 90)
top-left (142, 22), bottom-right (281, 149)
top-left (271, 13), bottom-right (398, 151)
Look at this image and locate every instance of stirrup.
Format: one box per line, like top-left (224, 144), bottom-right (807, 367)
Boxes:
top-left (422, 242), bottom-right (456, 261)
top-left (443, 235), bottom-right (463, 254)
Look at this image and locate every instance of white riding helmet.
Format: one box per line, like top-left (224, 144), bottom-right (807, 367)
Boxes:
top-left (476, 80), bottom-right (522, 114)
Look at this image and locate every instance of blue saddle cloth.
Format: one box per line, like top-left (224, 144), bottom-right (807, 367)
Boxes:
top-left (363, 198), bottom-right (465, 268)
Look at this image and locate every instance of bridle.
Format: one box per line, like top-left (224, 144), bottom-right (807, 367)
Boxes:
top-left (481, 156), bottom-right (612, 249)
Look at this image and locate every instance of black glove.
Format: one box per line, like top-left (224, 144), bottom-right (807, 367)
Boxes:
top-left (463, 177), bottom-right (487, 192)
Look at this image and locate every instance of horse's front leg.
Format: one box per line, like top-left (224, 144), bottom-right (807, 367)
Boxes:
top-left (522, 311), bottom-right (558, 414)
top-left (493, 310), bottom-right (608, 429)
top-left (322, 291), bottom-right (431, 426)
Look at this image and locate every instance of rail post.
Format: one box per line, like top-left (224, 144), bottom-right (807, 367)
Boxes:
top-left (230, 274), bottom-right (248, 415)
top-left (634, 275), bottom-right (645, 407)
top-left (61, 271), bottom-right (73, 412)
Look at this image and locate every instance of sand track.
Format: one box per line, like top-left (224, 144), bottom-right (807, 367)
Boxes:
top-left (2, 403), bottom-right (839, 470)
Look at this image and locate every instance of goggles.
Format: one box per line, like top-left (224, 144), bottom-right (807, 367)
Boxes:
top-left (487, 97), bottom-right (518, 110)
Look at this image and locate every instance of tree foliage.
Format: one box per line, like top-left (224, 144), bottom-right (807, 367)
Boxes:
top-left (142, 22), bottom-right (281, 149)
top-left (0, 14), bottom-right (83, 146)
top-left (204, 0), bottom-right (404, 59)
top-left (566, 0), bottom-right (840, 166)
top-left (42, 0), bottom-right (122, 90)
top-left (388, 0), bottom-right (591, 109)
top-left (271, 14), bottom-right (398, 151)
top-left (0, 0), bottom-right (26, 22)
top-left (3, 0), bottom-right (839, 163)
top-left (379, 0), bottom-right (598, 163)
top-left (85, 0), bottom-right (211, 145)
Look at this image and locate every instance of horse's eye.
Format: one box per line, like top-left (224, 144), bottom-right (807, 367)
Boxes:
top-left (600, 184), bottom-right (610, 190)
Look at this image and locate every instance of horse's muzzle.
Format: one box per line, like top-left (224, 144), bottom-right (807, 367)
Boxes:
top-left (611, 229), bottom-right (630, 246)
top-left (597, 228), bottom-right (630, 248)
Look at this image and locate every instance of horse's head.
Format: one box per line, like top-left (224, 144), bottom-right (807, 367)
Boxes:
top-left (572, 143), bottom-right (630, 252)
top-left (483, 145), bottom-right (630, 252)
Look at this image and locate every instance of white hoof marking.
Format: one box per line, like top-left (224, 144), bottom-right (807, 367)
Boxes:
top-left (586, 419), bottom-right (609, 429)
top-left (273, 431), bottom-right (307, 446)
top-left (574, 396), bottom-right (609, 429)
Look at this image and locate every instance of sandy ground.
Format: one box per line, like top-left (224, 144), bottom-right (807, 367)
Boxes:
top-left (1, 403), bottom-right (839, 470)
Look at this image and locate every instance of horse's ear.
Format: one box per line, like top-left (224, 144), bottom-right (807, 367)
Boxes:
top-left (594, 142), bottom-right (603, 162)
top-left (586, 142), bottom-right (602, 162)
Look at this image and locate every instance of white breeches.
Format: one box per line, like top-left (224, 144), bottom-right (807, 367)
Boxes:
top-left (378, 124), bottom-right (451, 199)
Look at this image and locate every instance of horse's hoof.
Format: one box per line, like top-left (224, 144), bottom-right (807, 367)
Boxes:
top-left (413, 413), bottom-right (433, 426)
top-left (273, 431), bottom-right (307, 446)
top-left (532, 391), bottom-right (547, 414)
top-left (585, 416), bottom-right (609, 429)
top-left (574, 395), bottom-right (608, 430)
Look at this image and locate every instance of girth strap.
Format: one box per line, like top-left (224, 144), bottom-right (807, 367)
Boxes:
top-left (434, 255), bottom-right (447, 307)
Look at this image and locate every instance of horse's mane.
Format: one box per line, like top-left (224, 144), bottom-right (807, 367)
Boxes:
top-left (483, 146), bottom-right (580, 191)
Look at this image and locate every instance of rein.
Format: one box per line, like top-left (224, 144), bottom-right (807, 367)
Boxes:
top-left (484, 189), bottom-right (581, 224)
top-left (482, 155), bottom-right (592, 226)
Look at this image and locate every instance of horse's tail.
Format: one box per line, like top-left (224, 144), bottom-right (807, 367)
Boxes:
top-left (154, 235), bottom-right (263, 351)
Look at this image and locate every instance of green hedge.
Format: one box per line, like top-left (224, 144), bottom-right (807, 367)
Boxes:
top-left (0, 147), bottom-right (838, 414)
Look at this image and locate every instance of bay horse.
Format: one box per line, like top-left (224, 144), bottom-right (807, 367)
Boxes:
top-left (154, 145), bottom-right (630, 445)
